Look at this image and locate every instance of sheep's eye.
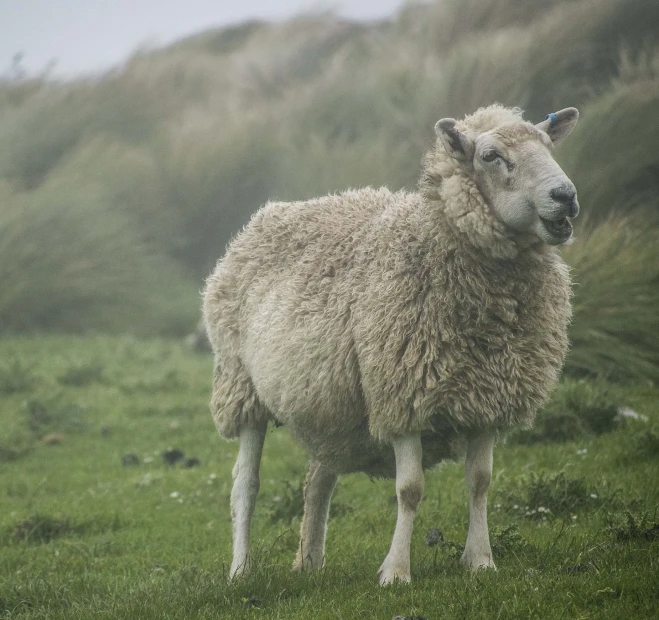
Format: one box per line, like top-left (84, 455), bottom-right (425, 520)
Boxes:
top-left (482, 150), bottom-right (500, 162)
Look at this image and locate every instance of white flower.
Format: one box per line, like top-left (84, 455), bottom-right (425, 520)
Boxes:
top-left (169, 491), bottom-right (180, 498)
top-left (590, 493), bottom-right (598, 499)
top-left (576, 448), bottom-right (588, 455)
top-left (209, 473), bottom-right (217, 480)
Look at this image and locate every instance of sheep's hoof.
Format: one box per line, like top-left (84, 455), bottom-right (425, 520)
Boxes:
top-left (378, 558), bottom-right (412, 585)
top-left (460, 550), bottom-right (496, 572)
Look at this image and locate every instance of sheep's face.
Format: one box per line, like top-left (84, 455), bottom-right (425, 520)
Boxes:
top-left (435, 108), bottom-right (579, 245)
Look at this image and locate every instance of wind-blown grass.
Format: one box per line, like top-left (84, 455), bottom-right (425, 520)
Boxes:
top-left (0, 0), bottom-right (657, 379)
top-left (558, 75), bottom-right (659, 222)
top-left (0, 180), bottom-right (198, 335)
top-left (563, 215), bottom-right (659, 381)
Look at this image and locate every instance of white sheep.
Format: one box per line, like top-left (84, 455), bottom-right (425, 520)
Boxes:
top-left (203, 104), bottom-right (579, 584)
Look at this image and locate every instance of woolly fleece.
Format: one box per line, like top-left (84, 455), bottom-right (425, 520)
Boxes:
top-left (203, 105), bottom-right (572, 476)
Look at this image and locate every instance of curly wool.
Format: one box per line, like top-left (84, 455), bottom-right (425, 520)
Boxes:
top-left (203, 105), bottom-right (572, 475)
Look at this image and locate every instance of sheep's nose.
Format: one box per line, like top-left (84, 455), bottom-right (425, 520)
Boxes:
top-left (550, 186), bottom-right (579, 218)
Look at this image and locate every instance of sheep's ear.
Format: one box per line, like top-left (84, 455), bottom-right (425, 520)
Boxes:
top-left (536, 107), bottom-right (579, 144)
top-left (435, 118), bottom-right (475, 164)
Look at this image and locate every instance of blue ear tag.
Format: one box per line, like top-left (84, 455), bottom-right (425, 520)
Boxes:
top-left (546, 112), bottom-right (558, 126)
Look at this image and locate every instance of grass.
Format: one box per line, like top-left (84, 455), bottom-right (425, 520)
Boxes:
top-left (0, 0), bottom-right (657, 384)
top-left (0, 335), bottom-right (658, 619)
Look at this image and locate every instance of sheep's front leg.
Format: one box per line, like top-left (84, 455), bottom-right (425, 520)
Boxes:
top-left (229, 421), bottom-right (267, 579)
top-left (293, 459), bottom-right (338, 572)
top-left (378, 434), bottom-right (423, 585)
top-left (461, 431), bottom-right (496, 571)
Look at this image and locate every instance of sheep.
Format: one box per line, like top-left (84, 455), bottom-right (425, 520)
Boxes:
top-left (203, 104), bottom-right (579, 584)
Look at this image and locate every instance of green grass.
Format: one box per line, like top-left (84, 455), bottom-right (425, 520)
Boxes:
top-left (1, 336), bottom-right (658, 619)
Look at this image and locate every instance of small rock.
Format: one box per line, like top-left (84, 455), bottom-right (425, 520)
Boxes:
top-left (184, 457), bottom-right (201, 468)
top-left (41, 433), bottom-right (66, 445)
top-left (616, 406), bottom-right (648, 422)
top-left (425, 528), bottom-right (443, 547)
top-left (122, 453), bottom-right (140, 466)
top-left (162, 449), bottom-right (185, 466)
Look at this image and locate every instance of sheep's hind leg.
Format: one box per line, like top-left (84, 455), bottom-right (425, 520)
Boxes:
top-left (378, 434), bottom-right (424, 585)
top-left (293, 459), bottom-right (338, 572)
top-left (229, 420), bottom-right (267, 579)
top-left (461, 431), bottom-right (496, 571)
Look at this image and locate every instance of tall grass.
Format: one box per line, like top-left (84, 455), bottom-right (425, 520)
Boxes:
top-left (0, 0), bottom-right (657, 379)
top-left (0, 180), bottom-right (197, 335)
top-left (558, 74), bottom-right (659, 222)
top-left (563, 215), bottom-right (659, 382)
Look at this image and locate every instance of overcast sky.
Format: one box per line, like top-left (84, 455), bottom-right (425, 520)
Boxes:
top-left (1, 0), bottom-right (410, 78)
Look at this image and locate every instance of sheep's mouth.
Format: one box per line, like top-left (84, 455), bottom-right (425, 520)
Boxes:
top-left (539, 216), bottom-right (573, 242)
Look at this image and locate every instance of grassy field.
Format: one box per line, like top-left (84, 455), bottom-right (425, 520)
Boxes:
top-left (1, 336), bottom-right (658, 619)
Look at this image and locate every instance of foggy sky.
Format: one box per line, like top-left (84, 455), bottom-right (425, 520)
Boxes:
top-left (1, 0), bottom-right (409, 78)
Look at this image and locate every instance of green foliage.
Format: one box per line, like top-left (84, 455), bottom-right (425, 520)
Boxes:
top-left (5, 512), bottom-right (121, 545)
top-left (559, 75), bottom-right (659, 222)
top-left (57, 363), bottom-right (104, 387)
top-left (511, 380), bottom-right (621, 445)
top-left (8, 514), bottom-right (79, 544)
top-left (0, 358), bottom-right (35, 394)
top-left (266, 480), bottom-right (305, 524)
top-left (0, 336), bottom-right (658, 618)
top-left (0, 0), bottom-right (657, 380)
top-left (631, 428), bottom-right (659, 460)
top-left (607, 510), bottom-right (659, 542)
top-left (499, 472), bottom-right (614, 519)
top-left (23, 398), bottom-right (89, 435)
top-left (0, 179), bottom-right (198, 335)
top-left (563, 215), bottom-right (659, 381)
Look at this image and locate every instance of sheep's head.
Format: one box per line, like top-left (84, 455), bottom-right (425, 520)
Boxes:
top-left (435, 108), bottom-right (579, 245)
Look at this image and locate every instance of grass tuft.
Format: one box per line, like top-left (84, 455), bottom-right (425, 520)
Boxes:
top-left (57, 363), bottom-right (104, 387)
top-left (8, 514), bottom-right (78, 544)
top-left (267, 481), bottom-right (304, 524)
top-left (499, 472), bottom-right (616, 520)
top-left (0, 358), bottom-right (35, 394)
top-left (511, 380), bottom-right (621, 445)
top-left (607, 510), bottom-right (659, 542)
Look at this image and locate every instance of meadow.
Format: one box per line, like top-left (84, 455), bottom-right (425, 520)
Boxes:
top-left (0, 337), bottom-right (658, 619)
top-left (1, 0), bottom-right (659, 617)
